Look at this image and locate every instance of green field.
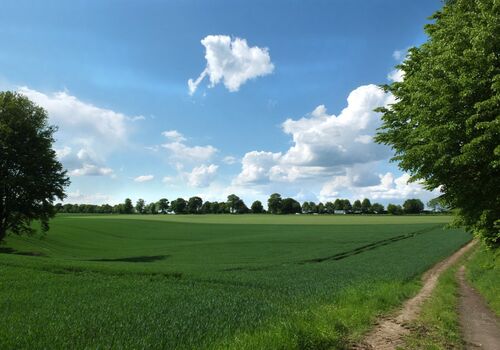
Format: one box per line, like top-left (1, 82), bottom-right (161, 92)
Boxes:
top-left (0, 215), bottom-right (471, 349)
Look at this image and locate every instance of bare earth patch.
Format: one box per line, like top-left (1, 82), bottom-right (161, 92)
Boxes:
top-left (354, 240), bottom-right (476, 350)
top-left (457, 266), bottom-right (500, 350)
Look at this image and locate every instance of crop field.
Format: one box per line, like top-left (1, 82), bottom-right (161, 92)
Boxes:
top-left (0, 215), bottom-right (471, 349)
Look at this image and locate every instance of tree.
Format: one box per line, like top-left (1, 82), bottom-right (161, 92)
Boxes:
top-left (123, 198), bottom-right (134, 214)
top-left (281, 198), bottom-right (301, 214)
top-left (361, 198), bottom-right (372, 214)
top-left (427, 197), bottom-right (450, 213)
top-left (226, 194), bottom-right (241, 214)
top-left (251, 200), bottom-right (264, 214)
top-left (333, 199), bottom-right (343, 210)
top-left (342, 199), bottom-right (352, 212)
top-left (0, 91), bottom-right (70, 242)
top-left (371, 203), bottom-right (385, 214)
top-left (170, 198), bottom-right (187, 214)
top-left (325, 202), bottom-right (335, 214)
top-left (267, 193), bottom-right (282, 214)
top-left (187, 196), bottom-right (203, 214)
top-left (387, 204), bottom-right (403, 215)
top-left (375, 0), bottom-right (499, 247)
top-left (157, 198), bottom-right (169, 214)
top-left (403, 199), bottom-right (424, 214)
top-left (352, 200), bottom-right (362, 213)
top-left (317, 202), bottom-right (325, 214)
top-left (145, 202), bottom-right (157, 214)
top-left (135, 199), bottom-right (145, 214)
top-left (302, 202), bottom-right (311, 214)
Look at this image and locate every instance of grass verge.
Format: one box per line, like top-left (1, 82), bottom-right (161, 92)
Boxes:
top-left (465, 244), bottom-right (500, 316)
top-left (401, 245), bottom-right (476, 349)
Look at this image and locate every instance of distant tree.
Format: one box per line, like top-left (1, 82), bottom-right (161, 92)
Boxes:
top-left (352, 200), bottom-right (362, 213)
top-left (135, 199), bottom-right (146, 214)
top-left (342, 199), bottom-right (352, 212)
top-left (267, 193), bottom-right (283, 214)
top-left (145, 202), bottom-right (157, 214)
top-left (187, 196), bottom-right (203, 214)
top-left (123, 198), bottom-right (134, 214)
top-left (371, 203), bottom-right (385, 214)
top-left (375, 0), bottom-right (499, 247)
top-left (361, 198), bottom-right (372, 213)
top-left (251, 200), bottom-right (264, 214)
top-left (0, 91), bottom-right (70, 242)
top-left (170, 198), bottom-right (187, 214)
top-left (333, 199), bottom-right (343, 210)
top-left (387, 204), bottom-right (403, 215)
top-left (157, 198), bottom-right (169, 214)
top-left (427, 197), bottom-right (450, 213)
top-left (101, 204), bottom-right (113, 213)
top-left (211, 201), bottom-right (221, 214)
top-left (325, 202), bottom-right (335, 214)
top-left (403, 199), bottom-right (424, 214)
top-left (281, 198), bottom-right (301, 214)
top-left (201, 201), bottom-right (212, 214)
top-left (301, 202), bottom-right (311, 214)
top-left (317, 202), bottom-right (325, 214)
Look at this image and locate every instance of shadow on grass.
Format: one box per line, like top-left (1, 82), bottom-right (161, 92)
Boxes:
top-left (88, 255), bottom-right (169, 263)
top-left (0, 246), bottom-right (46, 257)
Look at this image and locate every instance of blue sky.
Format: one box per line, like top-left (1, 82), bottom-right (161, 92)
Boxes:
top-left (1, 0), bottom-right (443, 206)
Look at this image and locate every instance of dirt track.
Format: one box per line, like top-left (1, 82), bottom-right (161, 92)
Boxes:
top-left (457, 266), bottom-right (500, 350)
top-left (354, 240), bottom-right (477, 349)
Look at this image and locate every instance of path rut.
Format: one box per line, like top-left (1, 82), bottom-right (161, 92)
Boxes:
top-left (354, 240), bottom-right (476, 350)
top-left (457, 265), bottom-right (500, 350)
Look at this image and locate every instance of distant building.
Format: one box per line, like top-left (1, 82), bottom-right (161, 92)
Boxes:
top-left (334, 210), bottom-right (346, 214)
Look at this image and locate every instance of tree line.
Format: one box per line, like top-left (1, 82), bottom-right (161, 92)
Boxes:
top-left (56, 194), bottom-right (443, 215)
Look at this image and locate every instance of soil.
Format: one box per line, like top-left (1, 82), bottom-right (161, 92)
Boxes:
top-left (457, 266), bottom-right (500, 350)
top-left (354, 240), bottom-right (477, 350)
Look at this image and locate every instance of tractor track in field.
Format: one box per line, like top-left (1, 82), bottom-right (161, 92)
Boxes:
top-left (353, 240), bottom-right (476, 350)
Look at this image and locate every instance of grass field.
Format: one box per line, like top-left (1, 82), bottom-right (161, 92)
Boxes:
top-left (0, 214), bottom-right (471, 349)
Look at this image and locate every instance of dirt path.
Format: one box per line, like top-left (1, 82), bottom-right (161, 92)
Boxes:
top-left (354, 240), bottom-right (477, 350)
top-left (457, 266), bottom-right (500, 350)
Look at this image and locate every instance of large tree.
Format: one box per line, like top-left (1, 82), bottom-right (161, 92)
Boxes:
top-left (0, 91), bottom-right (70, 242)
top-left (375, 0), bottom-right (499, 247)
top-left (267, 193), bottom-right (282, 214)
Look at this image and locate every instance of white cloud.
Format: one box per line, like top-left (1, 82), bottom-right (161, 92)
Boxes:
top-left (188, 35), bottom-right (274, 95)
top-left (392, 49), bottom-right (405, 61)
top-left (320, 172), bottom-right (439, 203)
top-left (134, 175), bottom-right (154, 183)
top-left (234, 84), bottom-right (393, 185)
top-left (162, 130), bottom-right (186, 142)
top-left (18, 87), bottom-right (137, 177)
top-left (64, 190), bottom-right (112, 205)
top-left (186, 164), bottom-right (218, 187)
top-left (222, 156), bottom-right (238, 165)
top-left (387, 69), bottom-right (404, 82)
top-left (70, 164), bottom-right (114, 177)
top-left (160, 130), bottom-right (217, 164)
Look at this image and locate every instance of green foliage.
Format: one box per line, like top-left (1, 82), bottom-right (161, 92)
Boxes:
top-left (361, 199), bottom-right (371, 214)
top-left (371, 203), bottom-right (385, 214)
top-left (375, 0), bottom-right (500, 247)
top-left (387, 204), bottom-right (403, 215)
top-left (466, 244), bottom-right (500, 315)
top-left (0, 215), bottom-right (470, 349)
top-left (135, 198), bottom-right (145, 214)
top-left (170, 198), bottom-right (187, 214)
top-left (403, 199), bottom-right (424, 214)
top-left (281, 198), bottom-right (301, 214)
top-left (123, 198), bottom-right (134, 214)
top-left (250, 200), bottom-right (264, 214)
top-left (157, 198), bottom-right (169, 213)
top-left (188, 196), bottom-right (203, 214)
top-left (267, 193), bottom-right (282, 214)
top-left (0, 91), bottom-right (70, 242)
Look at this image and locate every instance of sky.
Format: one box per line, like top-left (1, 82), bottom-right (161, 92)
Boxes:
top-left (1, 0), bottom-right (445, 207)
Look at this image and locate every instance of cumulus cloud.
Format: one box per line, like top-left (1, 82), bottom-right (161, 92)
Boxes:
top-left (186, 164), bottom-right (218, 187)
top-left (56, 146), bottom-right (114, 177)
top-left (188, 35), bottom-right (274, 95)
top-left (387, 69), bottom-right (404, 82)
top-left (162, 130), bottom-right (186, 142)
top-left (161, 130), bottom-right (217, 164)
top-left (234, 84), bottom-right (394, 185)
top-left (18, 87), bottom-right (137, 177)
top-left (320, 172), bottom-right (439, 203)
top-left (64, 190), bottom-right (112, 205)
top-left (134, 175), bottom-right (154, 183)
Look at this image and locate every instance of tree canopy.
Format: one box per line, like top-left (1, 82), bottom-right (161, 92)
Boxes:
top-left (0, 91), bottom-right (70, 242)
top-left (375, 0), bottom-right (500, 247)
